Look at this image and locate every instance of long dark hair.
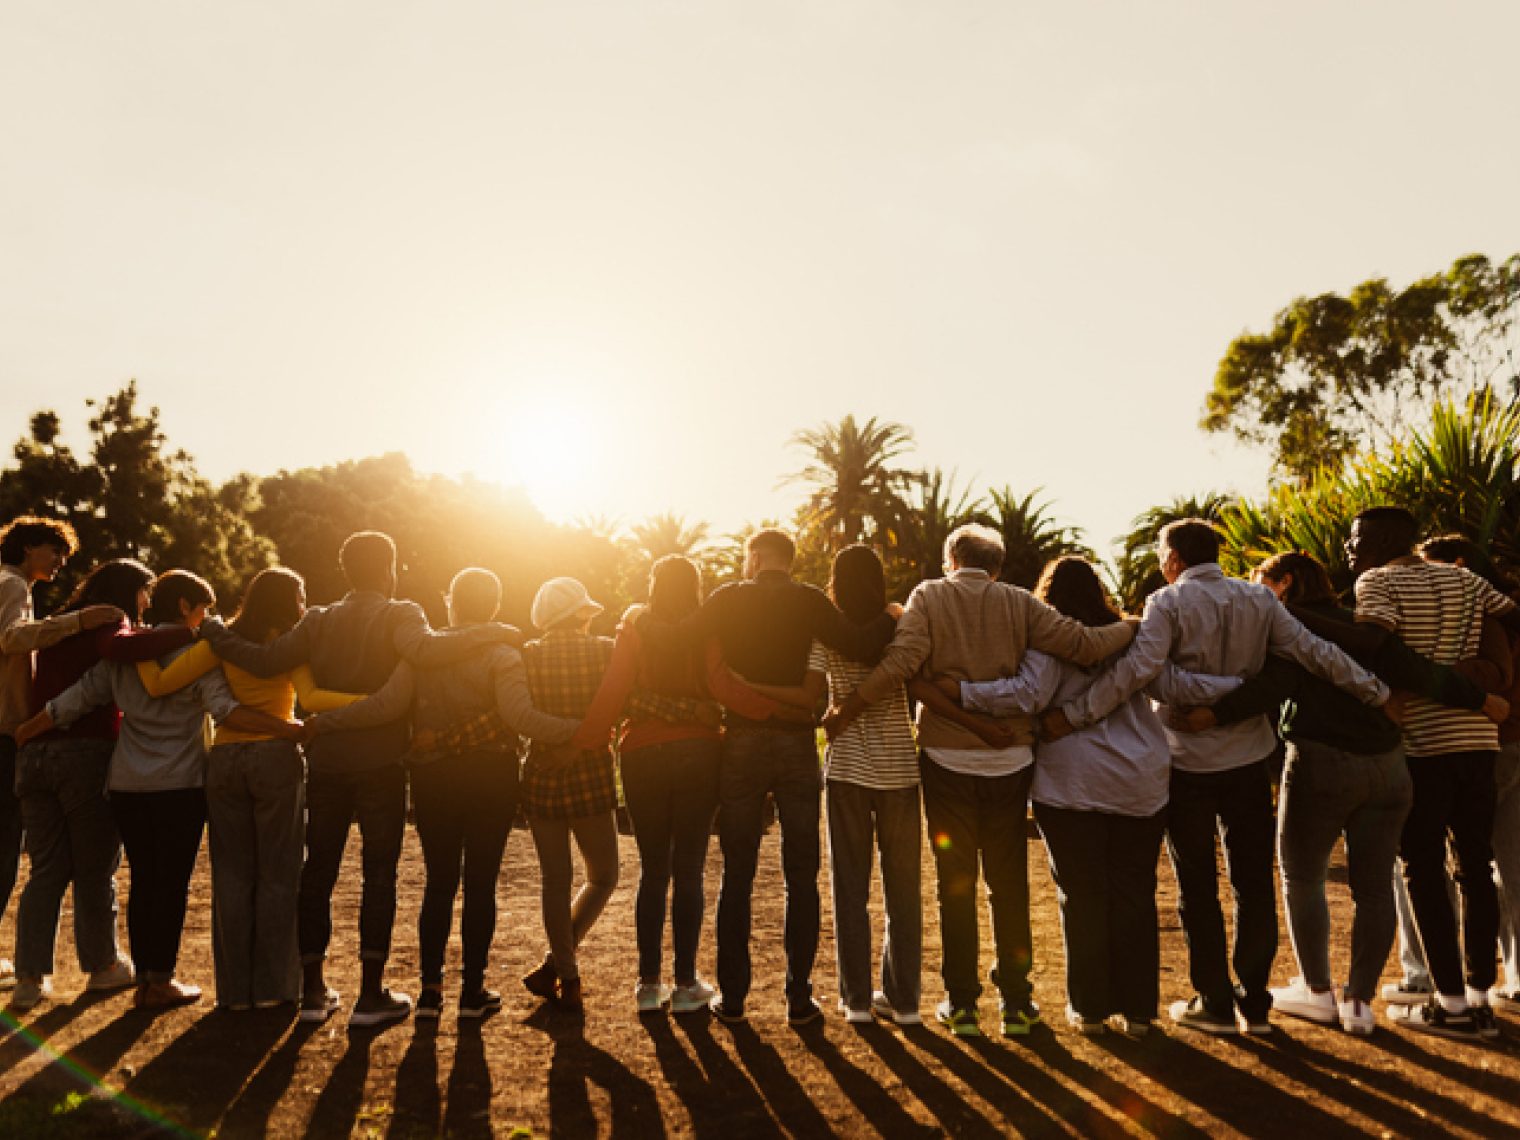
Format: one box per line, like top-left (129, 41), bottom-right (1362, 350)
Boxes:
top-left (828, 545), bottom-right (887, 626)
top-left (648, 556), bottom-right (702, 622)
top-left (230, 567), bottom-right (305, 641)
top-left (1035, 557), bottom-right (1122, 627)
top-left (639, 556), bottom-right (705, 695)
top-left (1255, 551), bottom-right (1337, 606)
top-left (63, 559), bottom-right (154, 622)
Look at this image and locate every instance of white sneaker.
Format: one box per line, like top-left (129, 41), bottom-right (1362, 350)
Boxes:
top-left (0, 958), bottom-right (15, 990)
top-left (1269, 978), bottom-right (1338, 1025)
top-left (1066, 1005), bottom-right (1107, 1036)
top-left (9, 975), bottom-right (52, 1012)
top-left (1491, 985), bottom-right (1520, 1012)
top-left (1338, 996), bottom-right (1375, 1036)
top-left (635, 982), bottom-right (672, 1013)
top-left (871, 991), bottom-right (923, 1026)
top-left (86, 958), bottom-right (136, 992)
top-left (670, 979), bottom-right (716, 1014)
top-left (841, 1004), bottom-right (872, 1024)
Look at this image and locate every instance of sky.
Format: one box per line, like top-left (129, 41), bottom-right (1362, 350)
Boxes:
top-left (4, 1), bottom-right (1518, 557)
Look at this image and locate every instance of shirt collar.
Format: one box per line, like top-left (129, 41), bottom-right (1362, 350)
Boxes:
top-left (949, 568), bottom-right (990, 581)
top-left (1176, 563), bottom-right (1225, 585)
top-left (752, 569), bottom-right (792, 585)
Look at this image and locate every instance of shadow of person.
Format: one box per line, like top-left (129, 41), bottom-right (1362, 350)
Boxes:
top-left (0, 1000), bottom-right (153, 1129)
top-left (527, 1005), bottom-right (665, 1137)
top-left (854, 1024), bottom-right (1002, 1137)
top-left (217, 1019), bottom-right (323, 1136)
top-left (671, 1013), bottom-right (775, 1135)
top-left (0, 989), bottom-right (119, 1073)
top-left (442, 1021), bottom-right (496, 1139)
top-left (117, 1007), bottom-right (294, 1134)
top-left (384, 1019), bottom-right (440, 1138)
top-left (792, 1022), bottom-right (938, 1138)
top-left (908, 1028), bottom-right (1067, 1135)
top-left (1104, 1031), bottom-right (1364, 1138)
top-left (303, 1028), bottom-right (375, 1139)
top-left (982, 1030), bottom-right (1210, 1139)
top-left (1236, 1029), bottom-right (1509, 1137)
top-left (637, 1013), bottom-right (742, 1137)
top-left (722, 1020), bottom-right (834, 1138)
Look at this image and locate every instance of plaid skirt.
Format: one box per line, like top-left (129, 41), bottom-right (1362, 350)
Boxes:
top-left (522, 745), bottom-right (618, 820)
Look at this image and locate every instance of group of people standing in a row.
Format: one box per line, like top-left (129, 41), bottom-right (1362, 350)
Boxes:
top-left (0, 507), bottom-right (1516, 1046)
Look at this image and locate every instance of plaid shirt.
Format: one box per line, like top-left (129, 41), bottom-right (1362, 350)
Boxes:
top-left (520, 631), bottom-right (617, 818)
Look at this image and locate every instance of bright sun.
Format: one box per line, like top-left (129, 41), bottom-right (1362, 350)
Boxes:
top-left (469, 394), bottom-right (604, 522)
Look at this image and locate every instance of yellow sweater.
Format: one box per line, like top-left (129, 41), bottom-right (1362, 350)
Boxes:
top-left (136, 640), bottom-right (359, 746)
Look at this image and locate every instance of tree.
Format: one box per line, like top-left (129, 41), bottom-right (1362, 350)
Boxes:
top-left (1110, 492), bottom-right (1237, 611)
top-left (982, 487), bottom-right (1093, 591)
top-left (890, 467), bottom-right (983, 596)
top-left (0, 382), bottom-right (273, 605)
top-left (629, 513), bottom-right (710, 566)
top-left (1202, 253), bottom-right (1520, 482)
top-left (785, 415), bottom-right (917, 553)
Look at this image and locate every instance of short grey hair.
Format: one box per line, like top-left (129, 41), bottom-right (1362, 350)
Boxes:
top-left (944, 523), bottom-right (1004, 575)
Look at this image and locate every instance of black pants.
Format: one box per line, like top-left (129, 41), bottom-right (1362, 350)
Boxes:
top-left (111, 787), bottom-right (206, 983)
top-left (921, 754), bottom-right (1035, 1009)
top-left (411, 750), bottom-right (517, 989)
top-left (0, 736), bottom-right (22, 934)
top-left (1165, 757), bottom-right (1277, 1020)
top-left (1401, 750), bottom-right (1499, 995)
top-left (1035, 802), bottom-right (1166, 1021)
top-left (298, 764), bottom-right (406, 964)
top-left (622, 737), bottom-right (721, 982)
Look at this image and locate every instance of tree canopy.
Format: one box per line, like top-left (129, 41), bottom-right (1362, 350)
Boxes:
top-left (1202, 253), bottom-right (1520, 483)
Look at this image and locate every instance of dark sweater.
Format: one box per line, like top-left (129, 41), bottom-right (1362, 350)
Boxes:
top-left (1210, 600), bottom-right (1487, 755)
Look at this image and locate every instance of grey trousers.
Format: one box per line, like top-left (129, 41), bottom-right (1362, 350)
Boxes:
top-left (826, 780), bottom-right (922, 1014)
top-left (13, 738), bottom-right (122, 977)
top-left (528, 811), bottom-right (620, 982)
top-left (1278, 740), bottom-right (1412, 1002)
top-left (206, 740), bottom-right (305, 1007)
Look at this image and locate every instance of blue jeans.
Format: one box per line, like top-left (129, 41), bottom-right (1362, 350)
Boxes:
top-left (298, 764), bottom-right (407, 964)
top-left (622, 737), bottom-right (721, 983)
top-left (13, 737), bottom-right (121, 977)
top-left (714, 727), bottom-right (821, 1008)
top-left (0, 735), bottom-right (22, 942)
top-left (1278, 741), bottom-right (1411, 1002)
top-left (207, 739), bottom-right (306, 1006)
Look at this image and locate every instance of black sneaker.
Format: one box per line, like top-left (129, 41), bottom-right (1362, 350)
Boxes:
top-left (1168, 995), bottom-right (1238, 1035)
top-left (416, 988), bottom-right (444, 1021)
top-left (349, 988), bottom-right (413, 1029)
top-left (1387, 998), bottom-right (1478, 1040)
top-left (459, 988), bottom-right (503, 1020)
top-left (1470, 1004), bottom-right (1500, 1040)
top-left (709, 995), bottom-right (746, 1024)
top-left (787, 997), bottom-right (823, 1027)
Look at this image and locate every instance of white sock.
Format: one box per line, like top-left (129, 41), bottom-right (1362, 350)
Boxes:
top-left (1466, 985), bottom-right (1491, 1008)
top-left (1437, 992), bottom-right (1468, 1014)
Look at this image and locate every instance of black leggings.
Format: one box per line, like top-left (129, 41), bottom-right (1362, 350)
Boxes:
top-left (111, 787), bottom-right (206, 983)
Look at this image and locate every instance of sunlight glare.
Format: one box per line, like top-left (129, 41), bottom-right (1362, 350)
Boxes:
top-left (469, 391), bottom-right (606, 522)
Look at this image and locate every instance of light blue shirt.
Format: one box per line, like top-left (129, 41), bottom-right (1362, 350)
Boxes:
top-left (1059, 564), bottom-right (1389, 774)
top-left (963, 649), bottom-right (1242, 814)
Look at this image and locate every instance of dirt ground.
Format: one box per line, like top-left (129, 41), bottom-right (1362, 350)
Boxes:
top-left (2, 809), bottom-right (1518, 1139)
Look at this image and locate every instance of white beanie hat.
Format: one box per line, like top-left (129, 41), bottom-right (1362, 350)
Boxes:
top-left (531, 576), bottom-right (604, 631)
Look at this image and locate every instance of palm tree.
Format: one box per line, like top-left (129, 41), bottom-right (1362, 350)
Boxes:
top-left (983, 486), bottom-right (1093, 590)
top-left (1111, 492), bottom-right (1237, 610)
top-left (629, 512), bottom-right (711, 564)
top-left (902, 467), bottom-right (985, 583)
top-left (785, 415), bottom-right (917, 553)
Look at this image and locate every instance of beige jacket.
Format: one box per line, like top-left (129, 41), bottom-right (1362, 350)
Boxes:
top-left (856, 568), bottom-right (1135, 750)
top-left (1, 563), bottom-right (85, 736)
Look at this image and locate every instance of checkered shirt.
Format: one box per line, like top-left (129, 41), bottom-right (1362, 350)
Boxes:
top-left (521, 632), bottom-right (617, 819)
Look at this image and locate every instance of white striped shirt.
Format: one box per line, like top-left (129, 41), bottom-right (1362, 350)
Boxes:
top-left (808, 640), bottom-right (919, 789)
top-left (1356, 560), bottom-right (1514, 757)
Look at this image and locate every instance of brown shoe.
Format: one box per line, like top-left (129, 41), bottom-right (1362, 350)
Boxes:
top-left (135, 979), bottom-right (202, 1010)
top-left (523, 957), bottom-right (558, 1000)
